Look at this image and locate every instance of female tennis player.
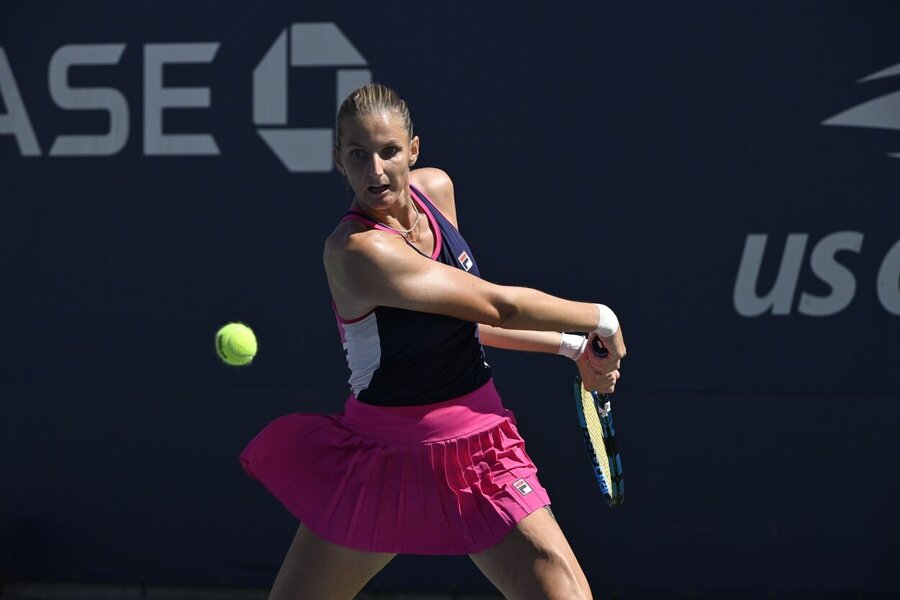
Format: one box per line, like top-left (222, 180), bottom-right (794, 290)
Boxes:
top-left (241, 83), bottom-right (626, 600)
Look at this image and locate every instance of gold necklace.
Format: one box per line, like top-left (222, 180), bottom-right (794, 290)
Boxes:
top-left (358, 202), bottom-right (421, 239)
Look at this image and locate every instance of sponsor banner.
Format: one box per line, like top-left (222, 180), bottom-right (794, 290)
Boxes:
top-left (1, 1), bottom-right (899, 595)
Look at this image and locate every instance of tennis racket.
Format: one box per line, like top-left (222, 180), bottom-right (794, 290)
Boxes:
top-left (573, 338), bottom-right (624, 506)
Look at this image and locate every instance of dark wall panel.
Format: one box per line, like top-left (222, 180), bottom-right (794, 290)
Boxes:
top-left (2, 2), bottom-right (898, 596)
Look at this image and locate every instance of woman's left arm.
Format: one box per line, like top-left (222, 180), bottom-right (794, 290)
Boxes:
top-left (477, 324), bottom-right (564, 354)
top-left (480, 324), bottom-right (620, 393)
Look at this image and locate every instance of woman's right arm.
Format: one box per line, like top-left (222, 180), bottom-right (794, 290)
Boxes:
top-left (325, 228), bottom-right (626, 362)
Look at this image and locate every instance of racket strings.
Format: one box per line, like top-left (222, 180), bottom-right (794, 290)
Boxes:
top-left (580, 388), bottom-right (614, 495)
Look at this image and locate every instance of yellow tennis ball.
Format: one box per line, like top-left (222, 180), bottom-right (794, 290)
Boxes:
top-left (215, 322), bottom-right (257, 366)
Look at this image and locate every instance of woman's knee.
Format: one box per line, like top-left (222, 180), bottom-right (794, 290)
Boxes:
top-left (531, 546), bottom-right (591, 600)
top-left (267, 526), bottom-right (395, 600)
top-left (470, 509), bottom-right (592, 599)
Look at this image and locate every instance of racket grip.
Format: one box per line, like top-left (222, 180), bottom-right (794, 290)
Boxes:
top-left (590, 336), bottom-right (609, 358)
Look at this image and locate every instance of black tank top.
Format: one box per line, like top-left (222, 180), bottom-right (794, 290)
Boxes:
top-left (333, 185), bottom-right (492, 406)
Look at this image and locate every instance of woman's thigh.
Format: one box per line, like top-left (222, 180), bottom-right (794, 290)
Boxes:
top-left (268, 525), bottom-right (396, 600)
top-left (468, 508), bottom-right (592, 600)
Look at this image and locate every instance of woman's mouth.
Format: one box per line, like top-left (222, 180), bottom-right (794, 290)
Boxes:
top-left (367, 184), bottom-right (390, 195)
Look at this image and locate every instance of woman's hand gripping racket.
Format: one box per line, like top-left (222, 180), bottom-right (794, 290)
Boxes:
top-left (574, 337), bottom-right (624, 507)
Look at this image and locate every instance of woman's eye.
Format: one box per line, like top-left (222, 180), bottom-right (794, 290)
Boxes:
top-left (349, 149), bottom-right (364, 159)
top-left (381, 147), bottom-right (399, 159)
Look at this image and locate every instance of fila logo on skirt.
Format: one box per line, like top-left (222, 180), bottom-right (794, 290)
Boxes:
top-left (458, 251), bottom-right (474, 271)
top-left (513, 478), bottom-right (533, 496)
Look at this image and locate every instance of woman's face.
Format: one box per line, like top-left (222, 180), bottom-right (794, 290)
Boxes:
top-left (334, 111), bottom-right (420, 213)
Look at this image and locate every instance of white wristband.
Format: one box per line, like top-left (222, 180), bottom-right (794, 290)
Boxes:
top-left (594, 304), bottom-right (619, 338)
top-left (558, 333), bottom-right (588, 361)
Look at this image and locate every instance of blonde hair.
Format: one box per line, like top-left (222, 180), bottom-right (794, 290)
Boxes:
top-left (335, 83), bottom-right (414, 147)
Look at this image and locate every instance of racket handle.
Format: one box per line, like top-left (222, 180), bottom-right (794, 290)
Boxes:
top-left (590, 336), bottom-right (609, 358)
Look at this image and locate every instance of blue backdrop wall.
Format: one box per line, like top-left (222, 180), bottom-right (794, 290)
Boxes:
top-left (1, 2), bottom-right (899, 597)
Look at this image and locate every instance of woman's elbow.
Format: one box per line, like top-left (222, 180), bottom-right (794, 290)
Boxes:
top-left (478, 285), bottom-right (520, 328)
top-left (490, 303), bottom-right (518, 329)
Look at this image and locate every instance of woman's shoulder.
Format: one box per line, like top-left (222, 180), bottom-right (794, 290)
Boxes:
top-left (324, 218), bottom-right (396, 265)
top-left (411, 167), bottom-right (458, 227)
top-left (324, 220), bottom-right (401, 316)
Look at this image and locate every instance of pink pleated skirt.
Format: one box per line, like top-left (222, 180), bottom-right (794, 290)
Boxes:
top-left (239, 379), bottom-right (551, 555)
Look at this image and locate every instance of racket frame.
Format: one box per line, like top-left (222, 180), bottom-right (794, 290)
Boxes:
top-left (574, 376), bottom-right (624, 506)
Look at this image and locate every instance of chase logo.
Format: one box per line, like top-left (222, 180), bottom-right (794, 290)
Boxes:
top-left (822, 61), bottom-right (900, 159)
top-left (0, 22), bottom-right (369, 172)
top-left (253, 23), bottom-right (371, 172)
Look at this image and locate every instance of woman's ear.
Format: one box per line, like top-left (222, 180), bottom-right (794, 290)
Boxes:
top-left (408, 135), bottom-right (420, 167)
top-left (333, 147), bottom-right (345, 176)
